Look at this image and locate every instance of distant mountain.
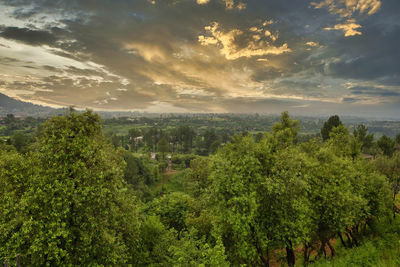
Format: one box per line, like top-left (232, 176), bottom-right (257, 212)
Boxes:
top-left (0, 93), bottom-right (62, 117)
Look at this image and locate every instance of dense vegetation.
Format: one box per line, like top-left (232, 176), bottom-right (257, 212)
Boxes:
top-left (1, 110), bottom-right (400, 266)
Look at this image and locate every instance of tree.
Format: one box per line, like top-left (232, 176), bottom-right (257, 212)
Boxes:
top-left (128, 128), bottom-right (141, 152)
top-left (377, 135), bottom-right (395, 157)
top-left (157, 136), bottom-right (170, 158)
top-left (396, 133), bottom-right (400, 146)
top-left (153, 192), bottom-right (196, 234)
top-left (9, 132), bottom-right (31, 153)
top-left (374, 152), bottom-right (400, 218)
top-left (328, 124), bottom-right (360, 159)
top-left (0, 110), bottom-right (141, 265)
top-left (4, 113), bottom-right (16, 125)
top-left (203, 129), bottom-right (218, 155)
top-left (321, 115), bottom-right (342, 141)
top-left (272, 111), bottom-right (299, 146)
top-left (259, 146), bottom-right (312, 266)
top-left (209, 135), bottom-right (268, 265)
top-left (0, 149), bottom-right (30, 263)
top-left (209, 131), bottom-right (311, 267)
top-left (168, 229), bottom-right (229, 267)
top-left (123, 151), bottom-right (153, 186)
top-left (353, 124), bottom-right (374, 152)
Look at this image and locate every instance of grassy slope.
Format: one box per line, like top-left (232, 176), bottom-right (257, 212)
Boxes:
top-left (309, 218), bottom-right (400, 267)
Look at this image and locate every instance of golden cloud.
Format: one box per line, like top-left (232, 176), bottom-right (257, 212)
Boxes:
top-left (306, 41), bottom-right (320, 47)
top-left (311, 0), bottom-right (382, 18)
top-left (223, 0), bottom-right (246, 10)
top-left (198, 22), bottom-right (291, 60)
top-left (311, 0), bottom-right (381, 37)
top-left (324, 19), bottom-right (362, 36)
top-left (196, 0), bottom-right (211, 4)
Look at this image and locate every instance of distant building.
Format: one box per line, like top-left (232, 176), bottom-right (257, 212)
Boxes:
top-left (134, 136), bottom-right (143, 142)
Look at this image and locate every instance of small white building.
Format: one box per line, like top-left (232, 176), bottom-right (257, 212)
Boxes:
top-left (133, 136), bottom-right (143, 142)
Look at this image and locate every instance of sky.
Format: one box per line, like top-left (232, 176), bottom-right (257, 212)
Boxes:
top-left (0, 0), bottom-right (399, 117)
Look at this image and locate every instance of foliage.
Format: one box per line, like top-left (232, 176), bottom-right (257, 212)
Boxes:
top-left (321, 115), bottom-right (342, 141)
top-left (1, 110), bottom-right (399, 266)
top-left (377, 135), bottom-right (396, 157)
top-left (168, 229), bottom-right (229, 267)
top-left (0, 110), bottom-right (141, 265)
top-left (353, 124), bottom-right (374, 152)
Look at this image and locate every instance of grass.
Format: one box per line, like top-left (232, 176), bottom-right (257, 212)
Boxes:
top-left (151, 170), bottom-right (188, 195)
top-left (309, 218), bottom-right (400, 267)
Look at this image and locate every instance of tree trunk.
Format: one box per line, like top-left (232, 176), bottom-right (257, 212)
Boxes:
top-left (303, 243), bottom-right (311, 266)
top-left (345, 233), bottom-right (353, 247)
top-left (318, 241), bottom-right (326, 258)
top-left (286, 241), bottom-right (295, 267)
top-left (347, 230), bottom-right (359, 246)
top-left (327, 240), bottom-right (336, 257)
top-left (393, 191), bottom-right (397, 219)
top-left (338, 232), bottom-right (347, 248)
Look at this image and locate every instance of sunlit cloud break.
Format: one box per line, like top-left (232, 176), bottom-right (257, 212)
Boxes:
top-left (198, 21), bottom-right (291, 60)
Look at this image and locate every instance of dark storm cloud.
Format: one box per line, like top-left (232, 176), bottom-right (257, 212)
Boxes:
top-left (350, 86), bottom-right (400, 97)
top-left (323, 25), bottom-right (400, 81)
top-left (0, 0), bottom-right (399, 115)
top-left (0, 26), bottom-right (57, 46)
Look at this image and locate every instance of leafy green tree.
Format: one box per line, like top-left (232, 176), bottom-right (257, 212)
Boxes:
top-left (157, 136), bottom-right (170, 158)
top-left (128, 128), bottom-right (141, 152)
top-left (168, 229), bottom-right (229, 267)
top-left (177, 125), bottom-right (196, 153)
top-left (305, 146), bottom-right (367, 254)
top-left (138, 215), bottom-right (176, 265)
top-left (4, 114), bottom-right (16, 125)
top-left (9, 132), bottom-right (31, 153)
top-left (377, 135), bottom-right (396, 157)
top-left (210, 140), bottom-right (221, 154)
top-left (123, 152), bottom-right (153, 186)
top-left (209, 134), bottom-right (267, 265)
top-left (321, 115), bottom-right (342, 141)
top-left (396, 134), bottom-right (400, 146)
top-left (272, 111), bottom-right (299, 145)
top-left (374, 152), bottom-right (400, 217)
top-left (0, 149), bottom-right (30, 263)
top-left (353, 124), bottom-right (374, 152)
top-left (259, 146), bottom-right (312, 266)
top-left (184, 157), bottom-right (212, 197)
top-left (328, 124), bottom-right (360, 159)
top-left (203, 129), bottom-right (218, 155)
top-left (153, 192), bottom-right (196, 234)
top-left (0, 110), bottom-right (141, 265)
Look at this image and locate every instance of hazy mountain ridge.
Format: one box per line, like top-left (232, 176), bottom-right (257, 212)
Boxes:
top-left (0, 93), bottom-right (61, 117)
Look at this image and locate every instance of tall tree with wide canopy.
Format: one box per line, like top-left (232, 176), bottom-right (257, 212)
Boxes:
top-left (0, 110), bottom-right (141, 265)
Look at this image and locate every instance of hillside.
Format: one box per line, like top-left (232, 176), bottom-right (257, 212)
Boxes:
top-left (0, 93), bottom-right (58, 117)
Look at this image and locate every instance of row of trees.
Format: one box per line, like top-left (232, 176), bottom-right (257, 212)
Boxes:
top-left (0, 110), bottom-right (399, 266)
top-left (321, 115), bottom-right (400, 156)
top-left (109, 126), bottom-right (230, 155)
top-left (205, 113), bottom-right (392, 266)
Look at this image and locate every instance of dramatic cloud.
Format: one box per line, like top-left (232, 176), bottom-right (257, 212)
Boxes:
top-left (198, 21), bottom-right (291, 60)
top-left (311, 0), bottom-right (382, 18)
top-left (0, 0), bottom-right (398, 117)
top-left (311, 0), bottom-right (382, 36)
top-left (324, 19), bottom-right (362, 36)
top-left (0, 26), bottom-right (57, 46)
